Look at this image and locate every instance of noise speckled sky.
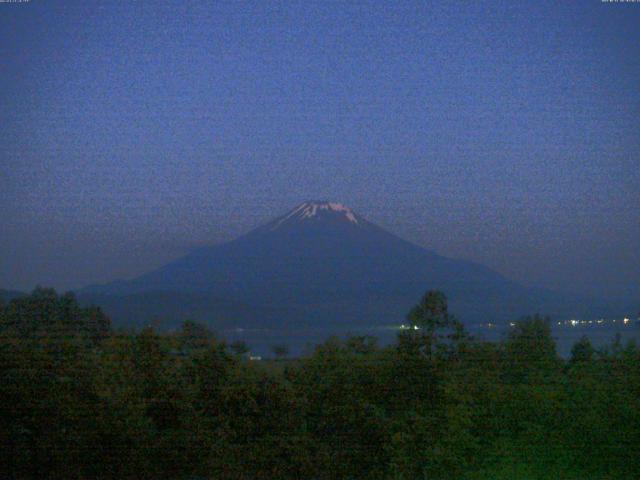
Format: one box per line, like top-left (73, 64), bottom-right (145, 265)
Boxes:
top-left (1, 0), bottom-right (639, 300)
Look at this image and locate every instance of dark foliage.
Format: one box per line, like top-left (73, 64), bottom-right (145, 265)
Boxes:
top-left (0, 288), bottom-right (638, 479)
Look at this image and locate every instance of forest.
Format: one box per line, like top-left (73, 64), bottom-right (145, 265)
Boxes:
top-left (1, 288), bottom-right (638, 479)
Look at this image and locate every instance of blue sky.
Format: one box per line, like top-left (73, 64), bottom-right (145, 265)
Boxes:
top-left (1, 0), bottom-right (639, 299)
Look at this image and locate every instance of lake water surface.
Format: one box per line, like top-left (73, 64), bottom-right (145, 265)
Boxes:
top-left (221, 319), bottom-right (640, 359)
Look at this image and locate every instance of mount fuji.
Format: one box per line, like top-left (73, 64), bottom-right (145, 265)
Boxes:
top-left (78, 201), bottom-right (605, 329)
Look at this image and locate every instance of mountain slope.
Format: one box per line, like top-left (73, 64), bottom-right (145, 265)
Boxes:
top-left (76, 290), bottom-right (287, 331)
top-left (79, 201), bottom-right (608, 328)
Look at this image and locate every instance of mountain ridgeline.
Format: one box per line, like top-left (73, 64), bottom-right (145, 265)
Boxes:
top-left (79, 201), bottom-right (614, 329)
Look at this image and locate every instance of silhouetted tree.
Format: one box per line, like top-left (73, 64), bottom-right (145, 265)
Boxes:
top-left (0, 287), bottom-right (111, 342)
top-left (503, 314), bottom-right (559, 384)
top-left (402, 290), bottom-right (466, 358)
top-left (179, 320), bottom-right (214, 351)
top-left (570, 335), bottom-right (594, 363)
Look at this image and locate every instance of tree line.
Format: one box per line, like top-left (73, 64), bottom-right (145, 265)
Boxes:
top-left (0, 288), bottom-right (639, 479)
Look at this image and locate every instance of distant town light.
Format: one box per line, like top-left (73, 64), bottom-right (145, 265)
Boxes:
top-left (623, 317), bottom-right (630, 325)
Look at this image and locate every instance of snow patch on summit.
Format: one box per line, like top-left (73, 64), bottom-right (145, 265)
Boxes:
top-left (271, 201), bottom-right (359, 230)
top-left (300, 202), bottom-right (358, 223)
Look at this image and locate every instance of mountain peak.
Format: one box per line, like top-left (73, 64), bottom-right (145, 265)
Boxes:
top-left (271, 201), bottom-right (359, 230)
